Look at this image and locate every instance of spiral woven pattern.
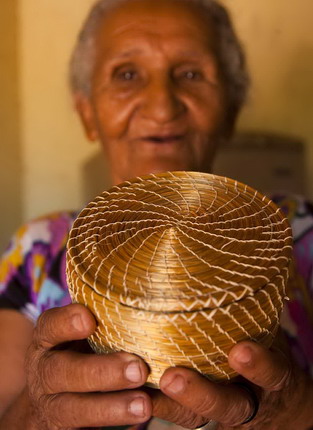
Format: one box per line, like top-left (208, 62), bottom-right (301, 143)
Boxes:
top-left (66, 171), bottom-right (293, 386)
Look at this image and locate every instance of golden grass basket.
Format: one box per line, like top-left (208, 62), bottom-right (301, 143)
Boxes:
top-left (66, 171), bottom-right (293, 387)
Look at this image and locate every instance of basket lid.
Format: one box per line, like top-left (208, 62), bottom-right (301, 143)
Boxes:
top-left (67, 171), bottom-right (293, 312)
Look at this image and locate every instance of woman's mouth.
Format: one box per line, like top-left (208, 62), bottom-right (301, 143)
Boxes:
top-left (141, 135), bottom-right (184, 144)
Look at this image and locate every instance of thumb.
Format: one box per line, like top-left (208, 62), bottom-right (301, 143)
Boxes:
top-left (228, 341), bottom-right (292, 392)
top-left (33, 303), bottom-right (96, 350)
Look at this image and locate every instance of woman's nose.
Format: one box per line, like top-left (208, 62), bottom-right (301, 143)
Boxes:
top-left (140, 78), bottom-right (185, 124)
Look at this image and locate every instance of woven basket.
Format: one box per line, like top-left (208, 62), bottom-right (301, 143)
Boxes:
top-left (66, 171), bottom-right (293, 387)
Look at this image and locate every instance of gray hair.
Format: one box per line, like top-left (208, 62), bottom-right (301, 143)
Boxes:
top-left (69, 0), bottom-right (249, 131)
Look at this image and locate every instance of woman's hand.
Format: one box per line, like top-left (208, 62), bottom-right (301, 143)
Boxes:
top-left (3, 304), bottom-right (313, 429)
top-left (6, 303), bottom-right (152, 429)
top-left (152, 340), bottom-right (313, 429)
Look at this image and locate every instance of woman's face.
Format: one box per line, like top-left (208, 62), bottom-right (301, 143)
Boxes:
top-left (78, 0), bottom-right (226, 185)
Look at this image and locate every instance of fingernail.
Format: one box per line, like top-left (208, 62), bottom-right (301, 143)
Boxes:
top-left (129, 397), bottom-right (145, 417)
top-left (71, 313), bottom-right (84, 332)
top-left (125, 360), bottom-right (142, 383)
top-left (234, 345), bottom-right (253, 365)
top-left (164, 375), bottom-right (185, 394)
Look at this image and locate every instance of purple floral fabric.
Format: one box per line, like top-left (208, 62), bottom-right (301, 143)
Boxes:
top-left (272, 195), bottom-right (313, 376)
top-left (0, 211), bottom-right (76, 321)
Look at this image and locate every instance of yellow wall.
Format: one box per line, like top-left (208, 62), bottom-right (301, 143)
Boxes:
top-left (2, 0), bottom-right (313, 246)
top-left (225, 0), bottom-right (313, 184)
top-left (0, 0), bottom-right (22, 252)
top-left (19, 0), bottom-right (97, 222)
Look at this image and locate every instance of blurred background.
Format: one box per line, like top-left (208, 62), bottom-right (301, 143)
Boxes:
top-left (1, 0), bottom-right (313, 252)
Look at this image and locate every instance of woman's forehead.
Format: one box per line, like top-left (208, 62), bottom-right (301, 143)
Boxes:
top-left (94, 0), bottom-right (216, 54)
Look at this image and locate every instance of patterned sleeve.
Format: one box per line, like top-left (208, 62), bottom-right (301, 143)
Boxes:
top-left (0, 212), bottom-right (76, 323)
top-left (272, 194), bottom-right (313, 376)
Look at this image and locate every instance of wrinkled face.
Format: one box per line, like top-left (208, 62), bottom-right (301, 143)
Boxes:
top-left (78, 0), bottom-right (226, 185)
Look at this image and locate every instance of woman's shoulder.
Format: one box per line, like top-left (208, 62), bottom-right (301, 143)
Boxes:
top-left (2, 210), bottom-right (78, 257)
top-left (0, 210), bottom-right (78, 318)
top-left (22, 210), bottom-right (78, 238)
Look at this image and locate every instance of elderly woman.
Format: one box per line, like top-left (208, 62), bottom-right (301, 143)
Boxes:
top-left (1, 0), bottom-right (313, 428)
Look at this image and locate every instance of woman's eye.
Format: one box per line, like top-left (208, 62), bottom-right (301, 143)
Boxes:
top-left (122, 71), bottom-right (136, 80)
top-left (179, 70), bottom-right (203, 81)
top-left (114, 69), bottom-right (138, 81)
top-left (173, 69), bottom-right (204, 83)
top-left (185, 71), bottom-right (200, 80)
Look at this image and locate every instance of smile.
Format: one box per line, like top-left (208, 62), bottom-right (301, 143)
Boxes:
top-left (141, 135), bottom-right (185, 144)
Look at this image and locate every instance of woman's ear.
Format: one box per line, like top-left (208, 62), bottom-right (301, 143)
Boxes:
top-left (73, 92), bottom-right (99, 142)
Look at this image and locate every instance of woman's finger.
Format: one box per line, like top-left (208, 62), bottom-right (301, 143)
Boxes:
top-left (33, 304), bottom-right (96, 350)
top-left (147, 387), bottom-right (203, 429)
top-left (159, 367), bottom-right (255, 427)
top-left (228, 341), bottom-right (292, 391)
top-left (38, 390), bottom-right (152, 428)
top-left (39, 350), bottom-right (149, 393)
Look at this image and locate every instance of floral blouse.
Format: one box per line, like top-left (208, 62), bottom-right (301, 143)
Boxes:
top-left (1, 194), bottom-right (313, 428)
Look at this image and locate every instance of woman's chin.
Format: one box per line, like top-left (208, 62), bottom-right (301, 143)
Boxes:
top-left (128, 160), bottom-right (198, 179)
